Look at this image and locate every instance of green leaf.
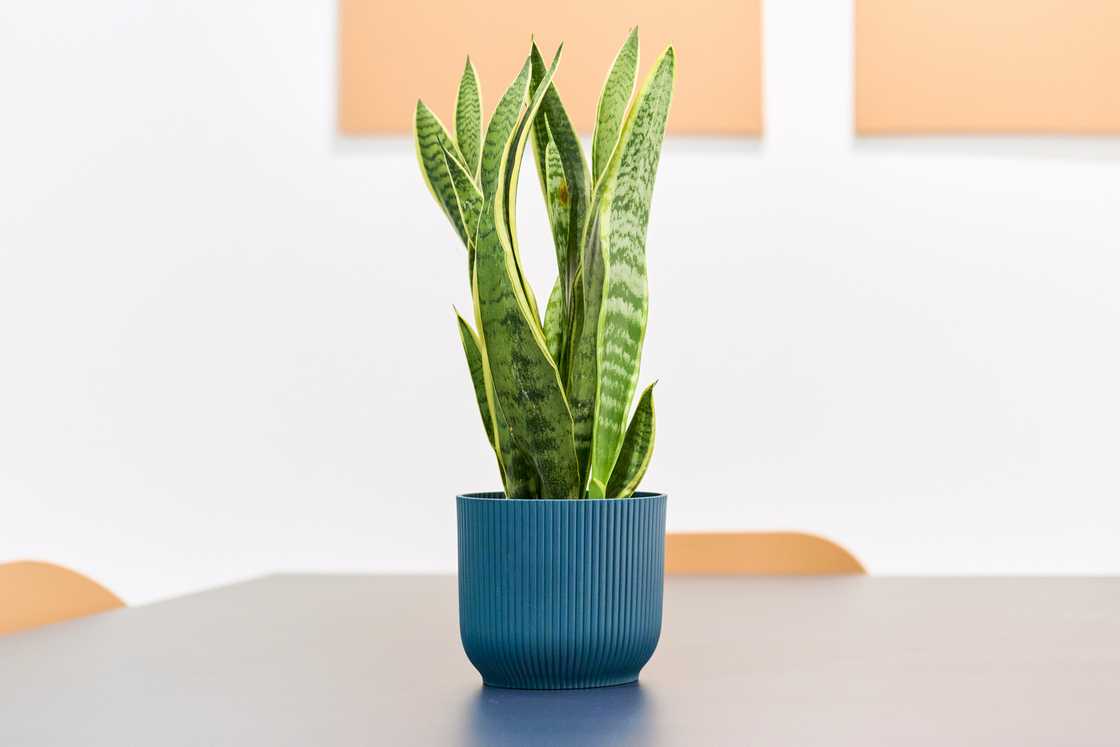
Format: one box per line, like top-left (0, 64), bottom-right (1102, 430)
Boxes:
top-left (543, 277), bottom-right (564, 366)
top-left (494, 413), bottom-right (541, 497)
top-left (471, 48), bottom-right (581, 498)
top-left (606, 382), bottom-right (656, 498)
top-left (497, 45), bottom-right (567, 334)
top-left (415, 100), bottom-right (469, 246)
top-left (440, 141), bottom-right (483, 248)
top-left (454, 57), bottom-right (483, 178)
top-left (455, 310), bottom-right (496, 449)
top-left (480, 57), bottom-right (531, 201)
top-left (479, 49), bottom-right (557, 330)
top-left (566, 210), bottom-right (607, 484)
top-left (592, 28), bottom-right (639, 185)
top-left (544, 138), bottom-right (570, 294)
top-left (587, 46), bottom-right (675, 498)
top-left (473, 198), bottom-right (581, 498)
top-left (457, 308), bottom-right (539, 496)
top-left (529, 43), bottom-right (591, 307)
top-left (528, 44), bottom-right (556, 202)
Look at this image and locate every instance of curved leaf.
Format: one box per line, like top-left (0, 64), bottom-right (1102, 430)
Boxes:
top-left (473, 199), bottom-right (580, 498)
top-left (468, 274), bottom-right (539, 498)
top-left (471, 47), bottom-right (581, 498)
top-left (441, 141), bottom-right (483, 248)
top-left (588, 47), bottom-right (675, 497)
top-left (530, 43), bottom-right (591, 308)
top-left (498, 46), bottom-right (565, 332)
top-left (544, 139), bottom-right (570, 293)
top-left (415, 101), bottom-right (468, 246)
top-left (606, 382), bottom-right (656, 498)
top-left (480, 58), bottom-right (531, 200)
top-left (566, 210), bottom-right (607, 483)
top-left (592, 28), bottom-right (639, 185)
top-left (543, 277), bottom-right (564, 366)
top-left (455, 310), bottom-right (496, 449)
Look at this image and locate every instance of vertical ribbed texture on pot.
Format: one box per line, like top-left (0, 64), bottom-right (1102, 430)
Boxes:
top-left (457, 492), bottom-right (667, 690)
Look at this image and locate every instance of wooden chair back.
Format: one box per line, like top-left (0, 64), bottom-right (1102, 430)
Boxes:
top-left (0, 561), bottom-right (124, 635)
top-left (666, 532), bottom-right (865, 575)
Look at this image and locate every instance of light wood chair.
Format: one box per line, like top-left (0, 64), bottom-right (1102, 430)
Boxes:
top-left (0, 561), bottom-right (124, 635)
top-left (666, 532), bottom-right (865, 575)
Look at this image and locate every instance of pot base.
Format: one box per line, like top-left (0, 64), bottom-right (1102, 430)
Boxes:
top-left (482, 674), bottom-right (639, 691)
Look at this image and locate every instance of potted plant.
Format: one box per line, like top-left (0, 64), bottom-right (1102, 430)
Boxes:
top-left (414, 29), bottom-right (675, 689)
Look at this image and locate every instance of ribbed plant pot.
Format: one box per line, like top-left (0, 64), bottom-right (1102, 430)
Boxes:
top-left (456, 491), bottom-right (667, 690)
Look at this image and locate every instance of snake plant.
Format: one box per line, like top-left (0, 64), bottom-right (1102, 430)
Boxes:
top-left (415, 30), bottom-right (675, 498)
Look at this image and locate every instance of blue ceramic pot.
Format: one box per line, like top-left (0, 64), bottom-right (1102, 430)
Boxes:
top-left (457, 492), bottom-right (667, 690)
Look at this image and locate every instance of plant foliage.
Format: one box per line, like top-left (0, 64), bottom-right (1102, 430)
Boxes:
top-left (415, 30), bottom-right (675, 498)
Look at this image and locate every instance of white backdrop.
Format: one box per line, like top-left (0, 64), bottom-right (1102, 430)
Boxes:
top-left (3, 1), bottom-right (1119, 604)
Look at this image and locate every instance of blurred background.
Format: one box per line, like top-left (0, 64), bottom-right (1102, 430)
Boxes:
top-left (3, 0), bottom-right (1119, 604)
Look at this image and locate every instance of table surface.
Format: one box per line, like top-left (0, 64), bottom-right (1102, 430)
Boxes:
top-left (1, 575), bottom-right (1118, 746)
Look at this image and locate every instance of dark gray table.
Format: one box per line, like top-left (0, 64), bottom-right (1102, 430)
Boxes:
top-left (1, 575), bottom-right (1117, 746)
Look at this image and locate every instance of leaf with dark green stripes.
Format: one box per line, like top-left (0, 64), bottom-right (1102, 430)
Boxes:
top-left (543, 277), bottom-right (564, 366)
top-left (471, 47), bottom-right (581, 498)
top-left (528, 44), bottom-right (555, 202)
top-left (592, 27), bottom-right (639, 185)
top-left (529, 42), bottom-right (591, 307)
top-left (606, 382), bottom-right (656, 498)
top-left (468, 266), bottom-right (541, 497)
top-left (496, 45), bottom-right (564, 332)
top-left (566, 209), bottom-right (607, 483)
top-left (416, 32), bottom-right (674, 499)
top-left (494, 408), bottom-right (541, 498)
top-left (455, 308), bottom-right (540, 495)
top-left (480, 57), bottom-right (531, 200)
top-left (477, 49), bottom-right (549, 327)
top-left (473, 199), bottom-right (580, 498)
top-left (455, 310), bottom-right (496, 449)
top-left (544, 139), bottom-right (570, 292)
top-left (441, 141), bottom-right (483, 247)
top-left (454, 57), bottom-right (483, 178)
top-left (587, 46), bottom-right (675, 498)
top-left (415, 100), bottom-right (469, 246)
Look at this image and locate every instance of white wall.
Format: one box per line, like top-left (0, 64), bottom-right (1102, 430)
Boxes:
top-left (3, 0), bottom-right (1119, 604)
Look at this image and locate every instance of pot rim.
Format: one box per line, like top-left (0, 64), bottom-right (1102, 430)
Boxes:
top-left (457, 491), bottom-right (666, 504)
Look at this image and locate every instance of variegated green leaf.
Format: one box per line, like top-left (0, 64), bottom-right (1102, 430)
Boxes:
top-left (480, 57), bottom-right (531, 200)
top-left (529, 44), bottom-right (555, 202)
top-left (473, 199), bottom-right (580, 498)
top-left (471, 47), bottom-right (581, 498)
top-left (592, 27), bottom-right (639, 185)
top-left (455, 310), bottom-right (496, 449)
top-left (529, 43), bottom-right (591, 307)
top-left (477, 51), bottom-right (553, 329)
top-left (469, 272), bottom-right (539, 497)
top-left (566, 210), bottom-right (607, 483)
top-left (543, 277), bottom-right (564, 365)
top-left (544, 138), bottom-right (570, 290)
top-left (498, 46), bottom-right (565, 332)
top-left (606, 382), bottom-right (656, 498)
top-left (564, 266), bottom-right (585, 385)
top-left (454, 57), bottom-right (483, 178)
top-left (441, 141), bottom-right (483, 247)
top-left (587, 46), bottom-right (675, 498)
top-left (495, 410), bottom-right (541, 497)
top-left (418, 33), bottom-right (672, 499)
top-left (415, 100), bottom-right (468, 246)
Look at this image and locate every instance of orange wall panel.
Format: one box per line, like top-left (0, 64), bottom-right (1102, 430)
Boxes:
top-left (856, 0), bottom-right (1120, 134)
top-left (338, 0), bottom-right (762, 135)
